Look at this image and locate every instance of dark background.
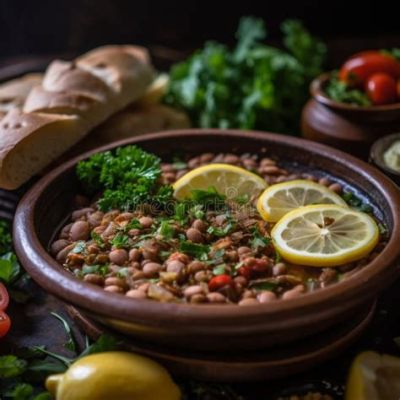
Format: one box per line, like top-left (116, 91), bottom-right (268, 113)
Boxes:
top-left (0, 0), bottom-right (399, 68)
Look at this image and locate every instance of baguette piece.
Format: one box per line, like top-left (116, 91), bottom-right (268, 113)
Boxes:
top-left (0, 73), bottom-right (42, 118)
top-left (0, 45), bottom-right (155, 189)
top-left (0, 110), bottom-right (84, 189)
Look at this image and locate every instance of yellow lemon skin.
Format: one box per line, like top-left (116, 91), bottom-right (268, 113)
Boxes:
top-left (46, 352), bottom-right (181, 400)
top-left (345, 351), bottom-right (400, 400)
top-left (173, 163), bottom-right (267, 201)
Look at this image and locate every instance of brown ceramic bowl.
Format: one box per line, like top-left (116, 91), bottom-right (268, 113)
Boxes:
top-left (301, 73), bottom-right (400, 159)
top-left (13, 130), bottom-right (400, 352)
top-left (370, 132), bottom-right (400, 187)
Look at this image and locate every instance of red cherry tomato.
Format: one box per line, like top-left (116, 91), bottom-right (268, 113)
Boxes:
top-left (0, 283), bottom-right (9, 310)
top-left (0, 310), bottom-right (11, 338)
top-left (238, 258), bottom-right (269, 279)
top-left (208, 275), bottom-right (233, 291)
top-left (339, 51), bottom-right (400, 87)
top-left (366, 73), bottom-right (398, 105)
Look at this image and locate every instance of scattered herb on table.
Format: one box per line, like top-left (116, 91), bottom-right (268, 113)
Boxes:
top-left (164, 17), bottom-right (326, 134)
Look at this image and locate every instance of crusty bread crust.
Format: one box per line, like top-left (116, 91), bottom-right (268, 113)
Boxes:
top-left (0, 45), bottom-right (155, 189)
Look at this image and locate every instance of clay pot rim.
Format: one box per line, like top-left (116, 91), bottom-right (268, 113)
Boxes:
top-left (13, 129), bottom-right (400, 324)
top-left (311, 72), bottom-right (400, 112)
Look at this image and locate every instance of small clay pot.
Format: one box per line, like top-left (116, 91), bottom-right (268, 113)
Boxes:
top-left (301, 73), bottom-right (400, 159)
top-left (370, 132), bottom-right (400, 187)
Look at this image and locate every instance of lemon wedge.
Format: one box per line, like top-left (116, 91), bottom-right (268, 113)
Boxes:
top-left (257, 180), bottom-right (348, 222)
top-left (271, 204), bottom-right (379, 267)
top-left (346, 351), bottom-right (400, 400)
top-left (173, 163), bottom-right (267, 200)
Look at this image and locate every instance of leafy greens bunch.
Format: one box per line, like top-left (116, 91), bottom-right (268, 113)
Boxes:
top-left (76, 145), bottom-right (173, 212)
top-left (164, 17), bottom-right (326, 134)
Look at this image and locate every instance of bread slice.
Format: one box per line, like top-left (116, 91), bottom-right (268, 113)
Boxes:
top-left (0, 110), bottom-right (84, 189)
top-left (0, 73), bottom-right (43, 117)
top-left (0, 45), bottom-right (156, 189)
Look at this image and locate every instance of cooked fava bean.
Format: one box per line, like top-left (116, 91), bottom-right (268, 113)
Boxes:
top-left (258, 291), bottom-right (277, 303)
top-left (183, 285), bottom-right (204, 298)
top-left (56, 243), bottom-right (75, 263)
top-left (272, 263), bottom-right (287, 276)
top-left (143, 262), bottom-right (162, 278)
top-left (54, 151), bottom-right (384, 304)
top-left (104, 285), bottom-right (124, 293)
top-left (104, 277), bottom-right (127, 288)
top-left (126, 289), bottom-right (147, 299)
top-left (83, 274), bottom-right (104, 286)
top-left (282, 285), bottom-right (304, 300)
top-left (207, 292), bottom-right (227, 303)
top-left (109, 249), bottom-right (128, 265)
top-left (185, 228), bottom-right (203, 243)
top-left (238, 298), bottom-right (259, 306)
top-left (190, 294), bottom-right (207, 303)
top-left (129, 248), bottom-right (141, 262)
top-left (329, 183), bottom-right (342, 194)
top-left (51, 239), bottom-right (70, 256)
top-left (192, 219), bottom-right (207, 232)
top-left (71, 207), bottom-right (94, 221)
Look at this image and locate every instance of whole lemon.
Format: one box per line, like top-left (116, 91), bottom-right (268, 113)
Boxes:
top-left (46, 351), bottom-right (181, 400)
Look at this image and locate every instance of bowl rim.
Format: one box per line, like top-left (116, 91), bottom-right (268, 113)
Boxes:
top-left (310, 73), bottom-right (400, 112)
top-left (13, 129), bottom-right (400, 324)
top-left (370, 132), bottom-right (400, 177)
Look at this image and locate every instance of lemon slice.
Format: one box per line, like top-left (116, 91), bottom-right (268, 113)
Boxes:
top-left (271, 204), bottom-right (379, 267)
top-left (257, 180), bottom-right (348, 222)
top-left (346, 351), bottom-right (400, 400)
top-left (173, 164), bottom-right (267, 200)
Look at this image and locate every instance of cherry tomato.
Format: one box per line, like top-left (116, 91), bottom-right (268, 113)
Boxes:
top-left (0, 310), bottom-right (11, 338)
top-left (238, 258), bottom-right (269, 279)
top-left (208, 275), bottom-right (233, 292)
top-left (0, 283), bottom-right (9, 310)
top-left (366, 73), bottom-right (398, 105)
top-left (339, 51), bottom-right (400, 87)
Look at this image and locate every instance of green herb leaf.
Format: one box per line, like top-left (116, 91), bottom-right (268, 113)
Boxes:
top-left (0, 252), bottom-right (21, 284)
top-left (190, 187), bottom-right (226, 206)
top-left (110, 233), bottom-right (130, 249)
top-left (71, 241), bottom-right (86, 254)
top-left (326, 74), bottom-right (371, 106)
top-left (81, 264), bottom-right (109, 276)
top-left (249, 280), bottom-right (278, 291)
top-left (79, 334), bottom-right (120, 358)
top-left (91, 232), bottom-right (105, 248)
top-left (213, 264), bottom-right (227, 275)
top-left (165, 17), bottom-right (326, 134)
top-left (51, 312), bottom-right (77, 353)
top-left (158, 221), bottom-right (175, 239)
top-left (250, 227), bottom-right (271, 250)
top-left (179, 241), bottom-right (210, 261)
top-left (0, 219), bottom-right (12, 254)
top-left (342, 192), bottom-right (373, 213)
top-left (0, 355), bottom-right (27, 378)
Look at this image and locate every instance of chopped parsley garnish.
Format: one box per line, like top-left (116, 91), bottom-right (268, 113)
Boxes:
top-left (207, 219), bottom-right (236, 237)
top-left (250, 227), bottom-right (271, 250)
top-left (190, 187), bottom-right (226, 207)
top-left (81, 264), bottom-right (109, 276)
top-left (158, 221), bottom-right (175, 239)
top-left (110, 233), bottom-right (130, 249)
top-left (91, 231), bottom-right (105, 248)
top-left (249, 280), bottom-right (278, 291)
top-left (179, 241), bottom-right (210, 261)
top-left (213, 264), bottom-right (227, 275)
top-left (71, 241), bottom-right (86, 254)
top-left (76, 145), bottom-right (174, 212)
